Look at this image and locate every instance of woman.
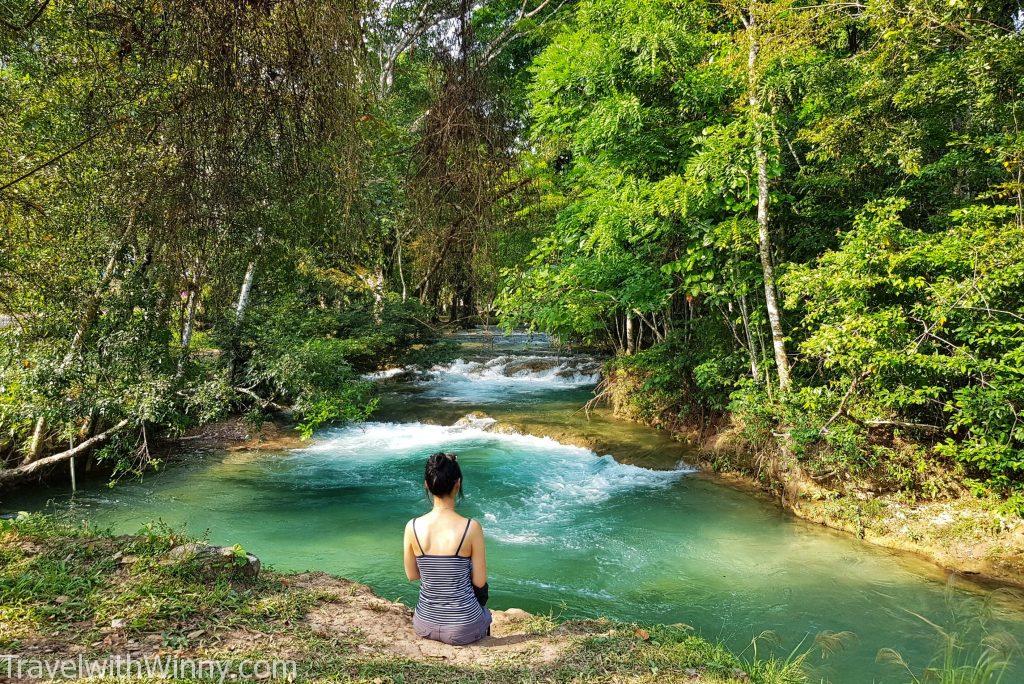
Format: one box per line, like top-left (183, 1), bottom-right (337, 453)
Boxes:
top-left (404, 451), bottom-right (491, 645)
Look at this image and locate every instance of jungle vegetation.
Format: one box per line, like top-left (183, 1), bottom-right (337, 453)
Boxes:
top-left (2, 0), bottom-right (1024, 514)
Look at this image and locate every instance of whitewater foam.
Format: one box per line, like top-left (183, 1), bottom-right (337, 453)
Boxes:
top-left (418, 354), bottom-right (601, 402)
top-left (361, 367), bottom-right (407, 380)
top-left (285, 421), bottom-right (692, 545)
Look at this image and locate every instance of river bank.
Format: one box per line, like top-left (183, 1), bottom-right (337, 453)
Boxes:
top-left (601, 367), bottom-right (1024, 590)
top-left (0, 514), bottom-right (790, 683)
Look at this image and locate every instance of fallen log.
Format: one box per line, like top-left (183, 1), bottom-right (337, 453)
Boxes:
top-left (0, 419), bottom-right (130, 486)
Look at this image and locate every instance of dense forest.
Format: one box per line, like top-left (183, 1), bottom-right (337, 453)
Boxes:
top-left (2, 0), bottom-right (1023, 516)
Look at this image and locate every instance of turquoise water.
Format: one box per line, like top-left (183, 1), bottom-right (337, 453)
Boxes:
top-left (6, 336), bottom-right (1023, 682)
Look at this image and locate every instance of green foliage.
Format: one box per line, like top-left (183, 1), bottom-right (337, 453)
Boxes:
top-left (785, 200), bottom-right (1024, 497)
top-left (500, 0), bottom-right (738, 329)
top-left (609, 327), bottom-right (742, 425)
top-left (504, 0), bottom-right (1024, 508)
top-left (0, 0), bottom-right (464, 479)
top-left (230, 293), bottom-right (436, 438)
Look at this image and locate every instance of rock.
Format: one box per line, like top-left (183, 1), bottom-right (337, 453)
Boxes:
top-left (502, 358), bottom-right (556, 375)
top-left (489, 423), bottom-right (522, 435)
top-left (110, 618), bottom-right (126, 629)
top-left (167, 543), bottom-right (261, 580)
top-left (452, 412), bottom-right (524, 436)
top-left (452, 412), bottom-right (498, 431)
top-left (494, 607), bottom-right (531, 622)
top-left (489, 607), bottom-right (532, 634)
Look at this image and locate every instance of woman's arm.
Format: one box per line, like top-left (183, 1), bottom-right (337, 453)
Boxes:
top-left (469, 519), bottom-right (487, 588)
top-left (403, 520), bottom-right (420, 581)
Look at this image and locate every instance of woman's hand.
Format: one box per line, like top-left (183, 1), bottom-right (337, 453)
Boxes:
top-left (403, 520), bottom-right (421, 581)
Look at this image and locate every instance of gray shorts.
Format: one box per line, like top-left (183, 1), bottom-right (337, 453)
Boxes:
top-left (413, 608), bottom-right (492, 646)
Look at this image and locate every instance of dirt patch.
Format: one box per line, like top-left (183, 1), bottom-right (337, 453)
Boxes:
top-left (294, 572), bottom-right (573, 667)
top-left (157, 415), bottom-right (305, 459)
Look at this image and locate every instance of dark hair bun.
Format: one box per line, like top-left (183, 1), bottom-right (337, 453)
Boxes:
top-left (425, 452), bottom-right (462, 498)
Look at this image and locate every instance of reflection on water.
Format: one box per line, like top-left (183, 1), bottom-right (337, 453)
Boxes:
top-left (7, 330), bottom-right (1023, 683)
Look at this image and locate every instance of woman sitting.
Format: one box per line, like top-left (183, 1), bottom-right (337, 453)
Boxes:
top-left (403, 451), bottom-right (491, 645)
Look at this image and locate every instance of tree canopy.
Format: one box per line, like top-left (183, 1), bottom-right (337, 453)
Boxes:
top-left (2, 0), bottom-right (1024, 511)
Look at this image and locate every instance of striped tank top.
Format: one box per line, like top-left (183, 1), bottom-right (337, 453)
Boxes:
top-left (412, 518), bottom-right (484, 626)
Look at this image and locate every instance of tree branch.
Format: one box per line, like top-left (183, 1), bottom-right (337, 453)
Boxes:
top-left (0, 126), bottom-right (108, 195)
top-left (0, 0), bottom-right (50, 33)
top-left (0, 419), bottom-right (130, 485)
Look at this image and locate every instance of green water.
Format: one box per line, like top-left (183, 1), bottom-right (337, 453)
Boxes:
top-left (6, 335), bottom-right (1024, 682)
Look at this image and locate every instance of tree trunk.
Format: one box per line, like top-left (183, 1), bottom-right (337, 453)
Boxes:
top-left (625, 314), bottom-right (636, 356)
top-left (178, 284), bottom-right (199, 376)
top-left (396, 236), bottom-right (408, 302)
top-left (747, 7), bottom-right (792, 390)
top-left (370, 267), bottom-right (385, 322)
top-left (738, 293), bottom-right (762, 383)
top-left (235, 259), bottom-right (257, 320)
top-left (24, 417), bottom-right (46, 464)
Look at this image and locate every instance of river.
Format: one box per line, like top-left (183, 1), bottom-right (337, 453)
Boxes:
top-left (7, 330), bottom-right (1023, 682)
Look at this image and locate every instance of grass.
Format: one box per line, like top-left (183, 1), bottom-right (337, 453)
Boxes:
top-left (874, 582), bottom-right (1021, 684)
top-left (0, 513), bottom-right (813, 683)
top-left (4, 513), bottom-right (1019, 682)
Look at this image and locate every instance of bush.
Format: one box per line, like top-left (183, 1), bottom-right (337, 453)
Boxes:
top-left (783, 200), bottom-right (1024, 501)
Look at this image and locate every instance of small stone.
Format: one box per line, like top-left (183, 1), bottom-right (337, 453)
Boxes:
top-left (166, 543), bottom-right (260, 580)
top-left (111, 618), bottom-right (126, 629)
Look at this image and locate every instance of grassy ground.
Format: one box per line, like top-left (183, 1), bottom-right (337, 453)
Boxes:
top-left (0, 514), bottom-right (810, 683)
